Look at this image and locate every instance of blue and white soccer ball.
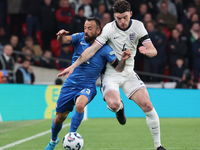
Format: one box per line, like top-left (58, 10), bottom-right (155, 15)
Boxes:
top-left (62, 132), bottom-right (84, 150)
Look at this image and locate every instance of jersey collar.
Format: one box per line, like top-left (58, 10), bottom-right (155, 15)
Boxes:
top-left (115, 19), bottom-right (132, 31)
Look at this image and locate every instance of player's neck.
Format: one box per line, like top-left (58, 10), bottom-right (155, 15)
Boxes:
top-left (115, 20), bottom-right (132, 31)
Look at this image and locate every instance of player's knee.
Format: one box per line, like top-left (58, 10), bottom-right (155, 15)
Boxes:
top-left (142, 101), bottom-right (153, 112)
top-left (107, 100), bottom-right (121, 111)
top-left (75, 103), bottom-right (85, 113)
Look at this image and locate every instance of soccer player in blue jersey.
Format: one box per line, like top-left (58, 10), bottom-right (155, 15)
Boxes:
top-left (57, 1), bottom-right (167, 150)
top-left (45, 17), bottom-right (131, 150)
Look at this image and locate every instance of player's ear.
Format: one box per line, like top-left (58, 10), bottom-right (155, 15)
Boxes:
top-left (130, 11), bottom-right (132, 18)
top-left (97, 28), bottom-right (101, 35)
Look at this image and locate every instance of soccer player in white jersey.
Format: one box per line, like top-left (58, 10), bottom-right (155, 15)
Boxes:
top-left (58, 0), bottom-right (166, 149)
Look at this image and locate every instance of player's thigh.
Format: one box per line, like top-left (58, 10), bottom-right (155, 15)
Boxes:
top-left (56, 87), bottom-right (79, 113)
top-left (130, 88), bottom-right (153, 112)
top-left (121, 71), bottom-right (145, 98)
top-left (75, 86), bottom-right (97, 105)
top-left (100, 74), bottom-right (120, 98)
top-left (104, 90), bottom-right (121, 105)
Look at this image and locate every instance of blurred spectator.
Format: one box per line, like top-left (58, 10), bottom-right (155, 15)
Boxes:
top-left (184, 13), bottom-right (200, 35)
top-left (192, 0), bottom-right (200, 16)
top-left (156, 1), bottom-right (177, 31)
top-left (186, 22), bottom-right (200, 70)
top-left (20, 47), bottom-right (36, 65)
top-left (55, 77), bottom-right (63, 85)
top-left (130, 0), bottom-right (158, 20)
top-left (69, 6), bottom-right (86, 34)
top-left (174, 0), bottom-right (185, 22)
top-left (180, 5), bottom-right (197, 26)
top-left (56, 0), bottom-right (75, 31)
top-left (143, 13), bottom-right (156, 26)
top-left (9, 35), bottom-right (22, 61)
top-left (171, 58), bottom-right (185, 79)
top-left (39, 0), bottom-right (58, 50)
top-left (93, 1), bottom-right (106, 20)
top-left (100, 12), bottom-right (111, 28)
top-left (0, 44), bottom-right (15, 83)
top-left (75, 0), bottom-right (94, 18)
top-left (39, 50), bottom-right (55, 69)
top-left (149, 22), bottom-right (167, 82)
top-left (22, 36), bottom-right (43, 58)
top-left (168, 28), bottom-right (187, 75)
top-left (22, 0), bottom-right (42, 44)
top-left (175, 69), bottom-right (197, 89)
top-left (15, 58), bottom-right (35, 84)
top-left (192, 30), bottom-right (200, 83)
top-left (157, 0), bottom-right (177, 17)
top-left (7, 0), bottom-right (26, 43)
top-left (175, 23), bottom-right (189, 44)
top-left (59, 44), bottom-right (73, 69)
top-left (134, 3), bottom-right (148, 21)
top-left (0, 70), bottom-right (8, 83)
top-left (143, 21), bottom-right (156, 82)
top-left (0, 27), bottom-right (8, 46)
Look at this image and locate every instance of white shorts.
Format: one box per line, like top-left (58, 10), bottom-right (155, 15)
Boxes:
top-left (100, 68), bottom-right (146, 98)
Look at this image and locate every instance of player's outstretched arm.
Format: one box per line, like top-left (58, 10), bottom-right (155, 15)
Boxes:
top-left (139, 42), bottom-right (157, 58)
top-left (112, 49), bottom-right (131, 72)
top-left (56, 29), bottom-right (72, 44)
top-left (57, 41), bottom-right (102, 78)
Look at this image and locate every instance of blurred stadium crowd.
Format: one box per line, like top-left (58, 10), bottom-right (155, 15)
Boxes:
top-left (0, 0), bottom-right (200, 88)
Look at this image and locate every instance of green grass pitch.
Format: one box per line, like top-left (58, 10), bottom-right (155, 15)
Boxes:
top-left (0, 118), bottom-right (200, 150)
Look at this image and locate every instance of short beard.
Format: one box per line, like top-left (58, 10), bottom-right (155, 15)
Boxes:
top-left (84, 34), bottom-right (96, 43)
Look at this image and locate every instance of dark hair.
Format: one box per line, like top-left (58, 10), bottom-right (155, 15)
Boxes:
top-left (113, 0), bottom-right (131, 13)
top-left (86, 17), bottom-right (101, 29)
top-left (21, 58), bottom-right (31, 63)
top-left (78, 6), bottom-right (84, 12)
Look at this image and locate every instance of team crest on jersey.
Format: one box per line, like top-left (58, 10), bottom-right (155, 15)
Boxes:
top-left (129, 33), bottom-right (135, 42)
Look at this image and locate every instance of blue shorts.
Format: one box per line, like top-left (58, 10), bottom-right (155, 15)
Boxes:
top-left (56, 84), bottom-right (97, 113)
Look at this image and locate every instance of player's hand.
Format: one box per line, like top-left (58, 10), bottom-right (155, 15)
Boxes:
top-left (56, 29), bottom-right (69, 36)
top-left (57, 66), bottom-right (74, 78)
top-left (121, 49), bottom-right (131, 60)
top-left (138, 46), bottom-right (147, 55)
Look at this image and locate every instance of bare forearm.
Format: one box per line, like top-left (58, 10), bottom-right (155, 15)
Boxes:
top-left (71, 42), bottom-right (101, 69)
top-left (145, 47), bottom-right (157, 58)
top-left (57, 35), bottom-right (72, 44)
top-left (115, 59), bottom-right (125, 72)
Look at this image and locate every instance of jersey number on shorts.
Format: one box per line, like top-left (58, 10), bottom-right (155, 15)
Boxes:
top-left (81, 88), bottom-right (91, 95)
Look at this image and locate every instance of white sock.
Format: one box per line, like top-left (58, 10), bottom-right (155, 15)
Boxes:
top-left (145, 108), bottom-right (161, 149)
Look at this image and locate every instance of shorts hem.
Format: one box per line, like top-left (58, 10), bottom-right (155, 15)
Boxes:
top-left (127, 86), bottom-right (146, 98)
top-left (102, 88), bottom-right (119, 98)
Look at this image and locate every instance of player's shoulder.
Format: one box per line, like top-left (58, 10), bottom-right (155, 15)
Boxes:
top-left (102, 21), bottom-right (116, 31)
top-left (131, 19), bottom-right (144, 26)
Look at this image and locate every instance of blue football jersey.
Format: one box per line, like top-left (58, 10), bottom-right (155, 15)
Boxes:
top-left (64, 32), bottom-right (116, 87)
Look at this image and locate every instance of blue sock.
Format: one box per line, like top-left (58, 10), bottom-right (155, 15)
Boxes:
top-left (51, 119), bottom-right (63, 141)
top-left (69, 111), bottom-right (84, 132)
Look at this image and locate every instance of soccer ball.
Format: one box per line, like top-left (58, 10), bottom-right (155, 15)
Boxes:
top-left (63, 132), bottom-right (84, 150)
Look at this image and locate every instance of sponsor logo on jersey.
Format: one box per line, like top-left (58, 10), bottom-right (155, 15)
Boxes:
top-left (80, 41), bottom-right (87, 45)
top-left (113, 37), bottom-right (119, 39)
top-left (129, 33), bottom-right (135, 42)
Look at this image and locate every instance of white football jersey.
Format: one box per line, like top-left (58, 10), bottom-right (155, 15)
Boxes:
top-left (95, 19), bottom-right (150, 72)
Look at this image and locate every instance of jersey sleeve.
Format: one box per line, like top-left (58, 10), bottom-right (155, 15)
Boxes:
top-left (70, 32), bottom-right (83, 45)
top-left (102, 45), bottom-right (116, 63)
top-left (95, 24), bottom-right (111, 46)
top-left (136, 21), bottom-right (151, 44)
